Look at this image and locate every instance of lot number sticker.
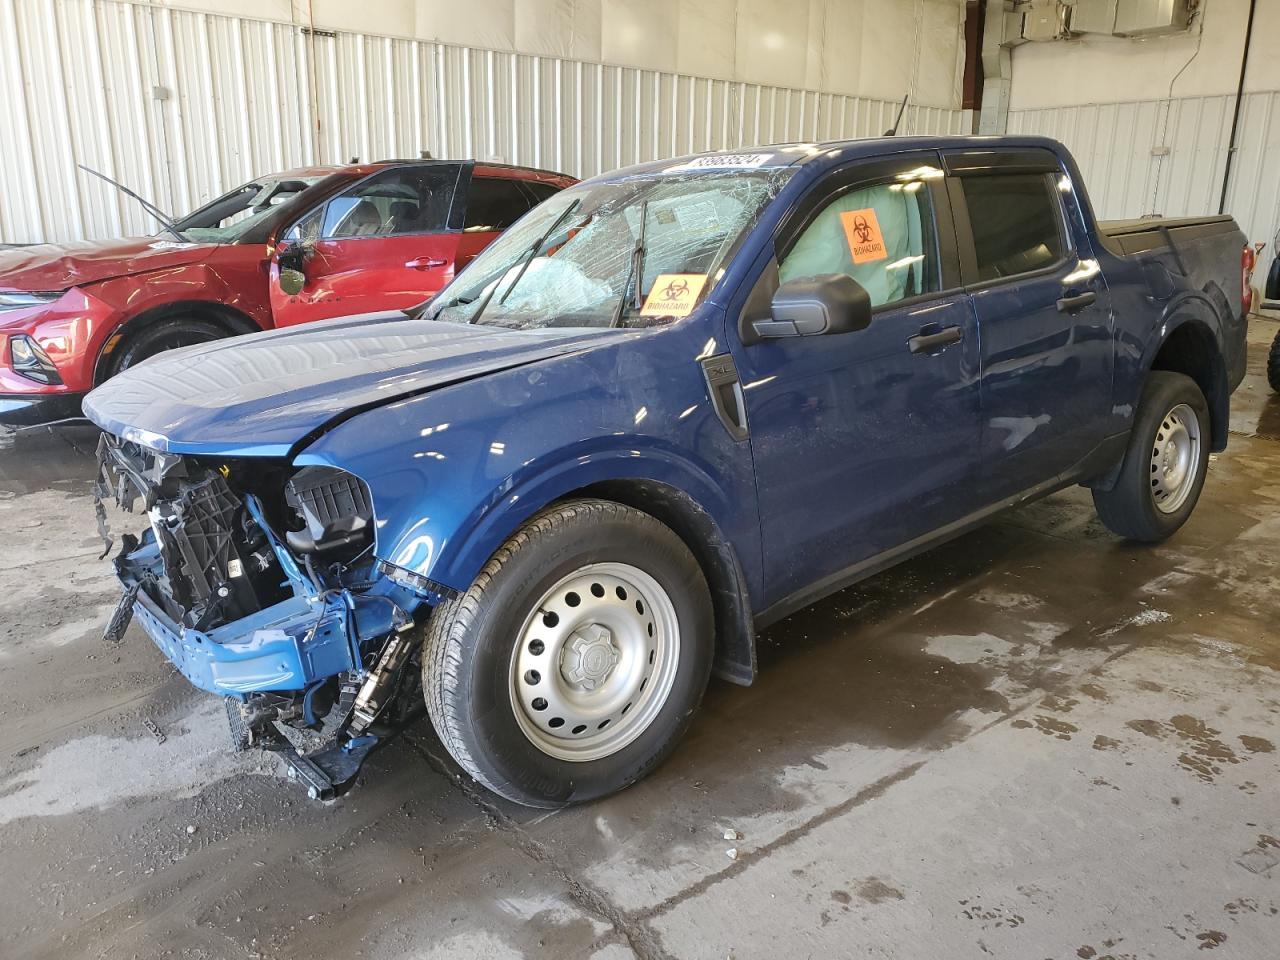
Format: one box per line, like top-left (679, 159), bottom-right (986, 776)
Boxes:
top-left (666, 154), bottom-right (773, 172)
top-left (840, 208), bottom-right (888, 264)
top-left (641, 274), bottom-right (709, 317)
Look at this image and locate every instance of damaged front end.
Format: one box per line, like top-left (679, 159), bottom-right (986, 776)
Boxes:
top-left (94, 433), bottom-right (441, 798)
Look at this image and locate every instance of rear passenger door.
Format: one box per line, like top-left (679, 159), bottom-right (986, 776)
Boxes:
top-left (944, 148), bottom-right (1114, 500)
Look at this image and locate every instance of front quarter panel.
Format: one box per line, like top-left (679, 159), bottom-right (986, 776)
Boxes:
top-left (294, 316), bottom-right (766, 604)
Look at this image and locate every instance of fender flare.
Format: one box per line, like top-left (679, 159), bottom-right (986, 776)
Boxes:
top-left (384, 444), bottom-right (760, 686)
top-left (421, 444), bottom-right (743, 586)
top-left (1139, 294), bottom-right (1230, 448)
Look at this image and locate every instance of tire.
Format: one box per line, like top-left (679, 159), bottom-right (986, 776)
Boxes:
top-left (105, 317), bottom-right (227, 379)
top-left (422, 498), bottom-right (714, 808)
top-left (1268, 330), bottom-right (1280, 392)
top-left (1092, 371), bottom-right (1210, 542)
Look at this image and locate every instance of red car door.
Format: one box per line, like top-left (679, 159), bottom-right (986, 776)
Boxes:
top-left (270, 164), bottom-right (468, 327)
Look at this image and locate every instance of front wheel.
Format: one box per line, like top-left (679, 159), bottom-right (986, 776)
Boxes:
top-left (105, 317), bottom-right (227, 379)
top-left (1092, 371), bottom-right (1210, 542)
top-left (422, 499), bottom-right (713, 808)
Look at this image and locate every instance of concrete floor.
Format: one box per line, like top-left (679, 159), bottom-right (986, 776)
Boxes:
top-left (2, 322), bottom-right (1279, 960)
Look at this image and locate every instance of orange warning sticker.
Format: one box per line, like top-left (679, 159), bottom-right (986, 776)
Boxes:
top-left (840, 208), bottom-right (888, 264)
top-left (641, 273), bottom-right (708, 318)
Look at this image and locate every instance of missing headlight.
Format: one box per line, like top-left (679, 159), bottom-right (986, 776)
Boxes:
top-left (284, 466), bottom-right (374, 557)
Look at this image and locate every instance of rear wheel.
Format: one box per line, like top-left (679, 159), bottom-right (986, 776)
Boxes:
top-left (1092, 371), bottom-right (1210, 542)
top-left (105, 317), bottom-right (227, 379)
top-left (422, 499), bottom-right (713, 808)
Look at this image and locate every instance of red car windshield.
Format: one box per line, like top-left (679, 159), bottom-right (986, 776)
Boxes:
top-left (172, 175), bottom-right (323, 244)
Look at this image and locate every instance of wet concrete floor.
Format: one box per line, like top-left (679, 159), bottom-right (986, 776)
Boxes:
top-left (1, 321), bottom-right (1279, 959)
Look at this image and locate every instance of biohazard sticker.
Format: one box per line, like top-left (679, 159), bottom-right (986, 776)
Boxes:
top-left (641, 274), bottom-right (708, 318)
top-left (840, 208), bottom-right (888, 264)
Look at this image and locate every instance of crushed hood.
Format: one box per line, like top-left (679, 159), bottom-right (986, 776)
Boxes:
top-left (0, 237), bottom-right (212, 290)
top-left (83, 313), bottom-right (613, 456)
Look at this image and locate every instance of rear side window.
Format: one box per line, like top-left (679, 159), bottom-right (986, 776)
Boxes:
top-left (960, 174), bottom-right (1065, 281)
top-left (522, 180), bottom-right (563, 206)
top-left (465, 178), bottom-right (535, 232)
top-left (779, 180), bottom-right (940, 308)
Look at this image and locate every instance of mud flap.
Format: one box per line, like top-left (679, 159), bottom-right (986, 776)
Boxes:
top-left (103, 582), bottom-right (140, 644)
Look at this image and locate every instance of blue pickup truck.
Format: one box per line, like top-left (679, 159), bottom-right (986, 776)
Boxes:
top-left (85, 135), bottom-right (1251, 807)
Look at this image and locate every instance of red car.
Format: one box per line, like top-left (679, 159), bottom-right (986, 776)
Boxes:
top-left (0, 160), bottom-right (576, 426)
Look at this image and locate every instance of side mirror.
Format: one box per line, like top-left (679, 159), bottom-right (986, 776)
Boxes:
top-left (752, 274), bottom-right (872, 339)
top-left (276, 242), bottom-right (311, 296)
top-left (278, 267), bottom-right (307, 296)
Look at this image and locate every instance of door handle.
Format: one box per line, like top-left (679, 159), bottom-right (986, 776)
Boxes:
top-left (1057, 290), bottom-right (1097, 313)
top-left (908, 326), bottom-right (963, 355)
top-left (406, 256), bottom-right (447, 270)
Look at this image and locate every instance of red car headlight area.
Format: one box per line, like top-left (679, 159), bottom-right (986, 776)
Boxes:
top-left (7, 334), bottom-right (63, 385)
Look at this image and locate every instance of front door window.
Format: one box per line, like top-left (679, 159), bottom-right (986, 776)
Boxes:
top-left (780, 180), bottom-right (940, 307)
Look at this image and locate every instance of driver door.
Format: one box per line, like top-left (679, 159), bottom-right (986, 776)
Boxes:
top-left (727, 154), bottom-right (983, 614)
top-left (270, 165), bottom-right (466, 327)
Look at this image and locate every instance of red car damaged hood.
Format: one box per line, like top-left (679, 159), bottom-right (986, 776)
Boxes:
top-left (0, 237), bottom-right (213, 291)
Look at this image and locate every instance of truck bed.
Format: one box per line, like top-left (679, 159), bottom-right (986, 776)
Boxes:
top-left (1099, 215), bottom-right (1238, 256)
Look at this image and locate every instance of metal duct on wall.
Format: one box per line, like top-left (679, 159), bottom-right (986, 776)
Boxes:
top-left (979, 1), bottom-right (1022, 133)
top-left (1114, 0), bottom-right (1194, 38)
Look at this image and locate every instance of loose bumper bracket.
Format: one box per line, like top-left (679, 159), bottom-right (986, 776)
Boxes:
top-left (268, 703), bottom-right (427, 801)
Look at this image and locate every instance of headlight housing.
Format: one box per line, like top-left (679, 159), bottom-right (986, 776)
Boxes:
top-left (0, 290), bottom-right (65, 311)
top-left (7, 334), bottom-right (62, 385)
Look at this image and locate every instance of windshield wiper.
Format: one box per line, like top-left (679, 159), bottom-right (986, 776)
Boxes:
top-left (77, 164), bottom-right (188, 242)
top-left (611, 200), bottom-right (648, 328)
top-left (467, 199), bottom-right (582, 325)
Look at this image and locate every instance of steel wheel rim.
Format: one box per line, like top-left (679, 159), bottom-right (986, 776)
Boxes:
top-left (1150, 402), bottom-right (1201, 514)
top-left (509, 562), bottom-right (680, 762)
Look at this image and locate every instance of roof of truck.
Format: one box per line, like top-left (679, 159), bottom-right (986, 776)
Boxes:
top-left (587, 134), bottom-right (1070, 184)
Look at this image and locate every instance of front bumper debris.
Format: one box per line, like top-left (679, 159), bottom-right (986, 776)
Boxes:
top-left (118, 539), bottom-right (355, 695)
top-left (95, 433), bottom-right (364, 696)
top-left (92, 431), bottom-right (436, 799)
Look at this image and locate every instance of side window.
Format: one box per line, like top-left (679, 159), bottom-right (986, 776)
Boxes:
top-left (959, 174), bottom-right (1065, 281)
top-left (465, 178), bottom-right (534, 232)
top-left (779, 181), bottom-right (939, 308)
top-left (522, 180), bottom-right (563, 206)
top-left (285, 206), bottom-right (323, 244)
top-left (318, 166), bottom-right (458, 240)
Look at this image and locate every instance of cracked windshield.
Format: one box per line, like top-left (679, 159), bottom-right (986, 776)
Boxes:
top-left (429, 167), bottom-right (795, 329)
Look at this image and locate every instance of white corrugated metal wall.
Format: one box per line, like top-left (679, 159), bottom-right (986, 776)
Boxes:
top-left (0, 0), bottom-right (970, 245)
top-left (1008, 92), bottom-right (1280, 279)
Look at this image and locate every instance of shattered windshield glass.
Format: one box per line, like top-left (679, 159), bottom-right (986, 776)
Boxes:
top-left (173, 176), bottom-right (321, 243)
top-left (428, 167), bottom-right (795, 329)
